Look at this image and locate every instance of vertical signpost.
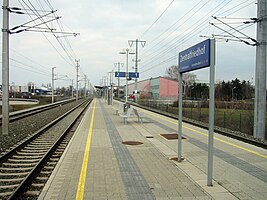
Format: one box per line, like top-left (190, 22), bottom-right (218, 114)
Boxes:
top-left (178, 39), bottom-right (215, 186)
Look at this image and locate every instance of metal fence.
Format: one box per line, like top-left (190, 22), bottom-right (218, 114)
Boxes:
top-left (138, 99), bottom-right (256, 136)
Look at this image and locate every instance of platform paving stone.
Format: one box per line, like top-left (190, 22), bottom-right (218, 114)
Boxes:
top-left (38, 99), bottom-right (267, 200)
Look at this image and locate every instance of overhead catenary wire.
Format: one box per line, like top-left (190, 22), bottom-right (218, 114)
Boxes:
top-left (138, 0), bottom-right (256, 75)
top-left (140, 0), bottom-right (233, 63)
top-left (140, 0), bottom-right (175, 38)
top-left (141, 0), bottom-right (212, 58)
top-left (17, 0), bottom-right (77, 67)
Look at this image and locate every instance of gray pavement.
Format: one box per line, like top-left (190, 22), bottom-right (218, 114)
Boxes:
top-left (39, 99), bottom-right (267, 200)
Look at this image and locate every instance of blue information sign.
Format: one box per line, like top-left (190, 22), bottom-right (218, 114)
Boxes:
top-left (129, 72), bottom-right (139, 78)
top-left (115, 71), bottom-right (126, 77)
top-left (115, 72), bottom-right (139, 78)
top-left (179, 39), bottom-right (211, 73)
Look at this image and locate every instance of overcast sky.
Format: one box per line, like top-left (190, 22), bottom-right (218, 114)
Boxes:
top-left (0, 0), bottom-right (257, 89)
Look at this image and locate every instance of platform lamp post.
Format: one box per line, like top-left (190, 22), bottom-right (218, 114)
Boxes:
top-left (120, 48), bottom-right (135, 104)
top-left (231, 86), bottom-right (236, 101)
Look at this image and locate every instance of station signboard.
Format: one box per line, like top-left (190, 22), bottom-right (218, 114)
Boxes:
top-left (179, 39), bottom-right (211, 73)
top-left (115, 72), bottom-right (126, 77)
top-left (115, 72), bottom-right (139, 78)
top-left (128, 72), bottom-right (139, 78)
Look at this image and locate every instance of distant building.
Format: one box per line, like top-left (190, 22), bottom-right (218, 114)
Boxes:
top-left (128, 76), bottom-right (178, 100)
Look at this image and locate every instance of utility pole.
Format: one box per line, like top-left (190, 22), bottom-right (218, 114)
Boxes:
top-left (75, 59), bottom-right (80, 101)
top-left (71, 79), bottom-right (74, 98)
top-left (2, 0), bottom-right (10, 135)
top-left (84, 75), bottom-right (87, 98)
top-left (110, 70), bottom-right (114, 105)
top-left (52, 67), bottom-right (56, 103)
top-left (87, 79), bottom-right (91, 97)
top-left (254, 0), bottom-right (267, 139)
top-left (128, 39), bottom-right (146, 91)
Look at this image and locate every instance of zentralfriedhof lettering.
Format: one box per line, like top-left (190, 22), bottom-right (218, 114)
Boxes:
top-left (179, 39), bottom-right (211, 73)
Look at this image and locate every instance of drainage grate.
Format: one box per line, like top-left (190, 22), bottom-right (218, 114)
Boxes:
top-left (122, 141), bottom-right (143, 145)
top-left (160, 133), bottom-right (186, 140)
top-left (146, 136), bottom-right (154, 138)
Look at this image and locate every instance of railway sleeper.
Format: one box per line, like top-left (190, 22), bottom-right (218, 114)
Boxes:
top-left (16, 151), bottom-right (45, 156)
top-left (24, 190), bottom-right (40, 197)
top-left (0, 183), bottom-right (19, 191)
top-left (42, 166), bottom-right (54, 171)
top-left (0, 171), bottom-right (28, 178)
top-left (39, 171), bottom-right (51, 176)
top-left (8, 158), bottom-right (40, 163)
top-left (51, 154), bottom-right (61, 159)
top-left (12, 155), bottom-right (44, 160)
top-left (35, 176), bottom-right (49, 183)
top-left (25, 146), bottom-right (51, 150)
top-left (54, 150), bottom-right (64, 155)
top-left (33, 141), bottom-right (53, 144)
top-left (58, 145), bottom-right (67, 150)
top-left (0, 166), bottom-right (32, 173)
top-left (47, 161), bottom-right (57, 166)
top-left (20, 148), bottom-right (48, 153)
top-left (0, 177), bottom-right (24, 183)
top-left (28, 143), bottom-right (52, 147)
top-left (49, 157), bottom-right (59, 162)
top-left (0, 191), bottom-right (12, 198)
top-left (30, 183), bottom-right (45, 189)
top-left (2, 162), bottom-right (36, 167)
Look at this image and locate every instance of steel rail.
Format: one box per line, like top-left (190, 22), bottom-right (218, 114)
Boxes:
top-left (0, 98), bottom-right (92, 199)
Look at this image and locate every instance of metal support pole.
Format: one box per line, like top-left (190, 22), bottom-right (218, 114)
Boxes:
top-left (84, 75), bottom-right (87, 98)
top-left (117, 63), bottom-right (121, 88)
top-left (120, 49), bottom-right (134, 105)
top-left (52, 67), bottom-right (56, 103)
top-left (207, 39), bottom-right (215, 186)
top-left (114, 62), bottom-right (121, 97)
top-left (254, 0), bottom-right (267, 139)
top-left (87, 80), bottom-right (90, 97)
top-left (134, 39), bottom-right (138, 90)
top-left (2, 0), bottom-right (10, 135)
top-left (128, 39), bottom-right (146, 91)
top-left (75, 59), bottom-right (80, 101)
top-left (71, 79), bottom-right (74, 98)
top-left (111, 70), bottom-right (114, 105)
top-left (126, 49), bottom-right (129, 104)
top-left (178, 72), bottom-right (183, 162)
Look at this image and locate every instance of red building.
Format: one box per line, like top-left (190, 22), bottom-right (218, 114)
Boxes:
top-left (128, 76), bottom-right (178, 100)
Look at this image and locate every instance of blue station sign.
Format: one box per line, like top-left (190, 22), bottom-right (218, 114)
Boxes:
top-left (115, 72), bottom-right (139, 78)
top-left (128, 72), bottom-right (139, 78)
top-left (115, 72), bottom-right (126, 77)
top-left (179, 39), bottom-right (211, 73)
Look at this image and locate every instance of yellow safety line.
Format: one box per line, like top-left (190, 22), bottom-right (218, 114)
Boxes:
top-left (76, 100), bottom-right (96, 200)
top-left (146, 111), bottom-right (267, 159)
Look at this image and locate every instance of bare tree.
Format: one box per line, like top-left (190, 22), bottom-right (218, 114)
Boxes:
top-left (165, 65), bottom-right (197, 98)
top-left (165, 65), bottom-right (179, 80)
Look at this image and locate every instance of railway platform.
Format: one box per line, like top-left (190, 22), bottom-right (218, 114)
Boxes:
top-left (38, 98), bottom-right (267, 200)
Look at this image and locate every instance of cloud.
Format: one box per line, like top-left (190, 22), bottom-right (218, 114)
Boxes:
top-left (0, 0), bottom-right (259, 88)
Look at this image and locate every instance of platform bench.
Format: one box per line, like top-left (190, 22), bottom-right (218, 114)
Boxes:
top-left (133, 108), bottom-right (145, 123)
top-left (113, 103), bottom-right (123, 115)
top-left (119, 108), bottom-right (134, 124)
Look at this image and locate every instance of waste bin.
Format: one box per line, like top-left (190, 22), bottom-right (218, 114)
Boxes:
top-left (123, 103), bottom-right (130, 113)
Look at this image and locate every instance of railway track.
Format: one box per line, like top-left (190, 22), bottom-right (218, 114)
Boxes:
top-left (0, 98), bottom-right (75, 125)
top-left (0, 98), bottom-right (92, 199)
